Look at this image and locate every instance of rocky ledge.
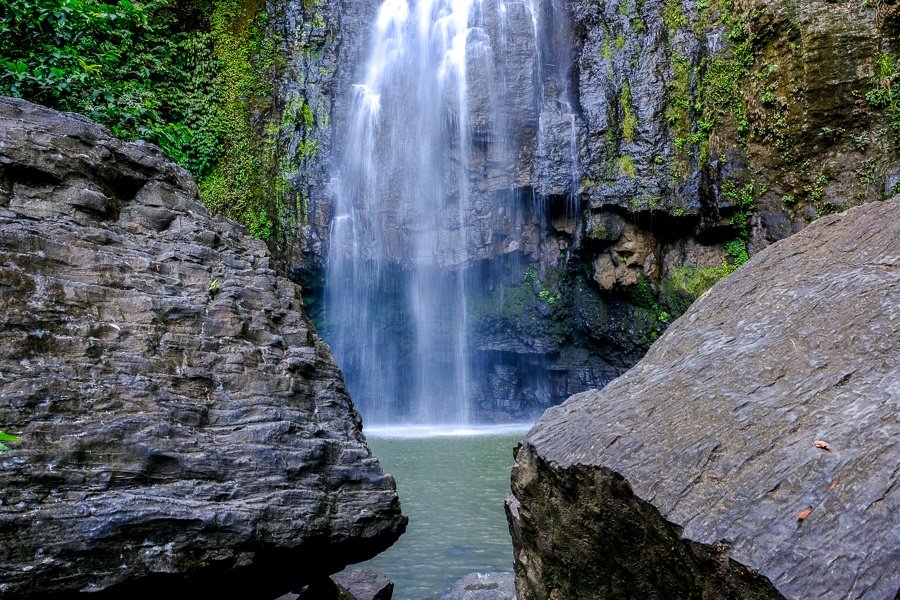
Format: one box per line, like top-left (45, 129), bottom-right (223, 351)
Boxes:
top-left (0, 97), bottom-right (406, 598)
top-left (507, 199), bottom-right (899, 599)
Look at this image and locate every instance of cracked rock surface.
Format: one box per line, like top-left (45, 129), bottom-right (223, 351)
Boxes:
top-left (0, 97), bottom-right (406, 598)
top-left (508, 198), bottom-right (899, 599)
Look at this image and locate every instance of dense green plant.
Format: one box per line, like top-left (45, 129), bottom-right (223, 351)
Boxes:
top-left (243, 207), bottom-right (274, 240)
top-left (0, 0), bottom-right (290, 236)
top-left (867, 52), bottom-right (900, 136)
top-left (538, 289), bottom-right (562, 306)
top-left (621, 82), bottom-right (638, 143)
top-left (0, 0), bottom-right (225, 176)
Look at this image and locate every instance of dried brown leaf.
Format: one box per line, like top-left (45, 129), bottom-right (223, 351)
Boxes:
top-left (814, 440), bottom-right (832, 452)
top-left (796, 508), bottom-right (812, 521)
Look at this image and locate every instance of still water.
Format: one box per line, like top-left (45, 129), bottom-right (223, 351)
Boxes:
top-left (359, 426), bottom-right (530, 599)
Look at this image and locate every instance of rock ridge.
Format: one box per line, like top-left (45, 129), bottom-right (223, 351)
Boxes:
top-left (508, 198), bottom-right (900, 599)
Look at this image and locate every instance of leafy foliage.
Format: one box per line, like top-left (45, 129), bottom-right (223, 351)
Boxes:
top-left (0, 430), bottom-right (20, 452)
top-left (0, 0), bottom-right (287, 233)
top-left (0, 0), bottom-right (223, 176)
top-left (866, 52), bottom-right (900, 137)
top-left (665, 0), bottom-right (756, 170)
top-left (244, 207), bottom-right (273, 240)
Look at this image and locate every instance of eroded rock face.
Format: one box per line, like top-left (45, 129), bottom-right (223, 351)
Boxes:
top-left (296, 0), bottom-right (900, 421)
top-left (0, 97), bottom-right (406, 598)
top-left (508, 198), bottom-right (900, 599)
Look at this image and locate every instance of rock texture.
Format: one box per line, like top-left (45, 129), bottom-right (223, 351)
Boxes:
top-left (295, 0), bottom-right (900, 420)
top-left (331, 569), bottom-right (394, 600)
top-left (507, 198), bottom-right (900, 599)
top-left (0, 97), bottom-right (406, 598)
top-left (269, 0), bottom-right (348, 280)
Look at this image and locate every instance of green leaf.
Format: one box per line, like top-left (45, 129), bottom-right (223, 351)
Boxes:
top-left (0, 431), bottom-right (20, 450)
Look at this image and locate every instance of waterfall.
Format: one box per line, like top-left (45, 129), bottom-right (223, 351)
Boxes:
top-left (324, 0), bottom-right (579, 425)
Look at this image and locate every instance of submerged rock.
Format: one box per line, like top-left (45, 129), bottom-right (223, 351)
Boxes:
top-left (508, 199), bottom-right (899, 599)
top-left (286, 568), bottom-right (393, 600)
top-left (0, 97), bottom-right (406, 598)
top-left (442, 572), bottom-right (517, 600)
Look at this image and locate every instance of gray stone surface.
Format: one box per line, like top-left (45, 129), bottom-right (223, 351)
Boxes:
top-left (332, 568), bottom-right (394, 600)
top-left (508, 198), bottom-right (900, 599)
top-left (285, 568), bottom-right (393, 599)
top-left (0, 97), bottom-right (406, 598)
top-left (441, 572), bottom-right (517, 600)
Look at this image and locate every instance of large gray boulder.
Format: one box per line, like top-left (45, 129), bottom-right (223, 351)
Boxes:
top-left (508, 199), bottom-right (899, 599)
top-left (0, 97), bottom-right (406, 598)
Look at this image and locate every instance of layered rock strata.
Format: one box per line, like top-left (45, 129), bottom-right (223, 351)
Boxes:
top-left (508, 198), bottom-right (900, 599)
top-left (0, 97), bottom-right (406, 598)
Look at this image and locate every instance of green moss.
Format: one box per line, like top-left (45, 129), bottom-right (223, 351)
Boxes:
top-left (601, 38), bottom-right (613, 60)
top-left (618, 154), bottom-right (636, 177)
top-left (666, 53), bottom-right (693, 175)
top-left (722, 179), bottom-right (763, 238)
top-left (469, 267), bottom-right (571, 346)
top-left (621, 82), bottom-right (638, 142)
top-left (698, 6), bottom-right (755, 143)
top-left (614, 35), bottom-right (626, 51)
top-left (665, 3), bottom-right (756, 173)
top-left (666, 265), bottom-right (729, 298)
top-left (200, 0), bottom-right (278, 223)
top-left (663, 0), bottom-right (688, 31)
top-left (663, 241), bottom-right (750, 306)
top-left (538, 289), bottom-right (562, 306)
top-left (800, 172), bottom-right (834, 216)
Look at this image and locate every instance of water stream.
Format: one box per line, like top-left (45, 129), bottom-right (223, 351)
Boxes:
top-left (323, 0), bottom-right (579, 424)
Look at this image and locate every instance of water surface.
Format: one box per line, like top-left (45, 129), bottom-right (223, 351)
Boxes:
top-left (360, 427), bottom-right (528, 599)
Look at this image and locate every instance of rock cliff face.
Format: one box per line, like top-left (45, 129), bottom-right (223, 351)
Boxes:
top-left (292, 0), bottom-right (900, 420)
top-left (0, 97), bottom-right (406, 598)
top-left (507, 198), bottom-right (900, 599)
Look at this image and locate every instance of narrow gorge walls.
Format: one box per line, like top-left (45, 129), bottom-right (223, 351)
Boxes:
top-left (5, 0), bottom-right (895, 423)
top-left (298, 0), bottom-right (900, 423)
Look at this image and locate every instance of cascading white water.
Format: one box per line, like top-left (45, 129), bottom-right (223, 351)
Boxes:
top-left (324, 0), bottom-right (579, 425)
